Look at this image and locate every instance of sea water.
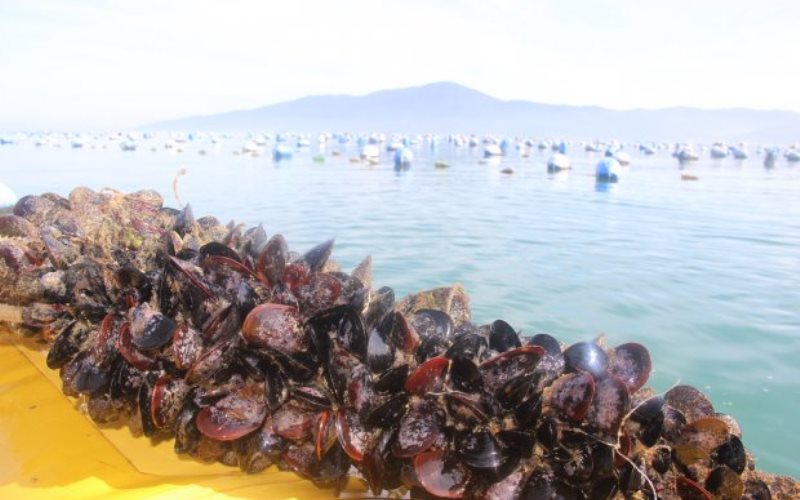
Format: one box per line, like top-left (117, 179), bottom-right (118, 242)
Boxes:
top-left (2, 137), bottom-right (798, 476)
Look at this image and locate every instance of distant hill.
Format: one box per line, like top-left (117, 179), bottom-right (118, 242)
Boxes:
top-left (145, 82), bottom-right (800, 143)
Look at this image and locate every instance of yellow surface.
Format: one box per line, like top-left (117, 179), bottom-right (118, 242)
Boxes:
top-left (0, 333), bottom-right (365, 499)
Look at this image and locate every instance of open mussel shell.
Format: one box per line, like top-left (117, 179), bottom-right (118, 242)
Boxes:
top-left (150, 376), bottom-right (190, 429)
top-left (585, 374), bottom-right (629, 437)
top-left (410, 308), bottom-right (454, 340)
top-left (665, 384), bottom-right (715, 423)
top-left (241, 303), bottom-right (305, 354)
top-left (547, 371), bottom-right (596, 422)
top-left (712, 435), bottom-right (747, 474)
top-left (444, 392), bottom-right (489, 427)
top-left (414, 448), bottom-right (470, 499)
top-left (563, 341), bottom-right (608, 378)
top-left (479, 345), bottom-right (544, 395)
top-left (335, 408), bottom-right (372, 462)
top-left (609, 342), bottom-right (651, 393)
top-left (405, 356), bottom-right (449, 395)
top-left (195, 382), bottom-right (267, 441)
top-left (393, 399), bottom-right (444, 458)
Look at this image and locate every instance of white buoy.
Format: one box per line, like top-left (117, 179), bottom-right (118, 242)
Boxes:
top-left (614, 151), bottom-right (631, 166)
top-left (393, 147), bottom-right (414, 168)
top-left (547, 153), bottom-right (571, 172)
top-left (0, 183), bottom-right (17, 208)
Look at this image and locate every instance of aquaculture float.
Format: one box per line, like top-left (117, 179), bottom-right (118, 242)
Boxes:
top-left (0, 187), bottom-right (797, 499)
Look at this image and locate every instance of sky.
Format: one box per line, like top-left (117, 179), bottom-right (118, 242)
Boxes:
top-left (0, 0), bottom-right (797, 130)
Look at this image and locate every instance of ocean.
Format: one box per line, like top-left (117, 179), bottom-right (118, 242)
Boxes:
top-left (2, 135), bottom-right (798, 476)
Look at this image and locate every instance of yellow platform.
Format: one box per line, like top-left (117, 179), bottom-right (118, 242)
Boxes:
top-left (0, 333), bottom-right (365, 499)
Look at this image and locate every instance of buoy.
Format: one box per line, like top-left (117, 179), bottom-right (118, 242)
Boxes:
top-left (501, 167), bottom-right (515, 175)
top-left (273, 144), bottom-right (293, 161)
top-left (596, 157), bottom-right (621, 183)
top-left (614, 151), bottom-right (631, 166)
top-left (434, 161), bottom-right (450, 169)
top-left (681, 173), bottom-right (699, 181)
top-left (547, 153), bottom-right (571, 172)
top-left (393, 147), bottom-right (413, 168)
top-left (0, 183), bottom-right (17, 208)
top-left (484, 144), bottom-right (502, 158)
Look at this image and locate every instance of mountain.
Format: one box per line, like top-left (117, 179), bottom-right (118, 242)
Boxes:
top-left (145, 82), bottom-right (800, 143)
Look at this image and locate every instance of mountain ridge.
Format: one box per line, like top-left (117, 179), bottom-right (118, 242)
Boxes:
top-left (145, 82), bottom-right (800, 143)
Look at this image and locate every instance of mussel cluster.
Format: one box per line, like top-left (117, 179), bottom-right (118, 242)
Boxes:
top-left (0, 187), bottom-right (780, 499)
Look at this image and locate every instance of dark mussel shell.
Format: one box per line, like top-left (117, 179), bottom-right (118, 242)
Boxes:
top-left (113, 266), bottom-right (152, 307)
top-left (705, 465), bottom-right (744, 499)
top-left (676, 475), bottom-right (714, 500)
top-left (199, 241), bottom-right (242, 263)
top-left (173, 203), bottom-right (195, 235)
top-left (665, 385), bottom-right (715, 423)
top-left (547, 371), bottom-right (596, 422)
top-left (364, 286), bottom-right (395, 329)
top-left (405, 356), bottom-right (449, 395)
top-left (443, 391), bottom-right (490, 427)
top-left (479, 345), bottom-right (544, 395)
top-left (302, 238), bottom-right (335, 273)
top-left (446, 331), bottom-right (487, 361)
top-left (609, 342), bottom-right (651, 393)
top-left (239, 419), bottom-right (287, 474)
top-left (496, 374), bottom-right (537, 411)
top-left (712, 435), bottom-right (746, 474)
top-left (373, 364), bottom-right (409, 394)
top-left (256, 234), bottom-right (289, 286)
top-left (527, 333), bottom-right (562, 356)
top-left (173, 399), bottom-right (201, 455)
top-left (393, 399), bottom-right (445, 458)
top-left (448, 357), bottom-right (483, 393)
top-left (363, 427), bottom-right (404, 494)
top-left (456, 429), bottom-right (515, 476)
top-left (410, 308), bottom-right (454, 340)
top-left (414, 448), bottom-right (470, 499)
top-left (241, 303), bottom-right (305, 354)
top-left (306, 305), bottom-right (367, 361)
top-left (563, 341), bottom-right (609, 378)
top-left (366, 314), bottom-right (396, 373)
top-left (417, 335), bottom-right (449, 363)
top-left (46, 320), bottom-right (89, 369)
top-left (185, 337), bottom-right (237, 384)
top-left (585, 375), bottom-right (630, 437)
top-left (129, 303), bottom-right (177, 350)
top-left (387, 311), bottom-right (420, 353)
top-left (489, 319), bottom-right (521, 353)
top-left (743, 478), bottom-right (772, 500)
top-left (195, 382), bottom-right (267, 441)
top-left (630, 395), bottom-right (665, 447)
top-left (295, 272), bottom-right (343, 314)
top-left (367, 393), bottom-right (409, 428)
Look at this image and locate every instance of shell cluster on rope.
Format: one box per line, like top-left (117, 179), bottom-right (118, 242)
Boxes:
top-left (0, 187), bottom-right (778, 499)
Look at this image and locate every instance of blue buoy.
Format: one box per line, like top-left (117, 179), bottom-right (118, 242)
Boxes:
top-left (558, 141), bottom-right (567, 154)
top-left (500, 138), bottom-right (511, 155)
top-left (596, 157), bottom-right (621, 183)
top-left (394, 147), bottom-right (414, 169)
top-left (273, 144), bottom-right (293, 161)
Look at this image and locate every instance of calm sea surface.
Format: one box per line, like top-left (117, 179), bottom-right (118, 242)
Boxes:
top-left (2, 137), bottom-right (799, 476)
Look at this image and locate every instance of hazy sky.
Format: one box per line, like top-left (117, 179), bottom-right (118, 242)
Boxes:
top-left (1, 0), bottom-right (797, 130)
